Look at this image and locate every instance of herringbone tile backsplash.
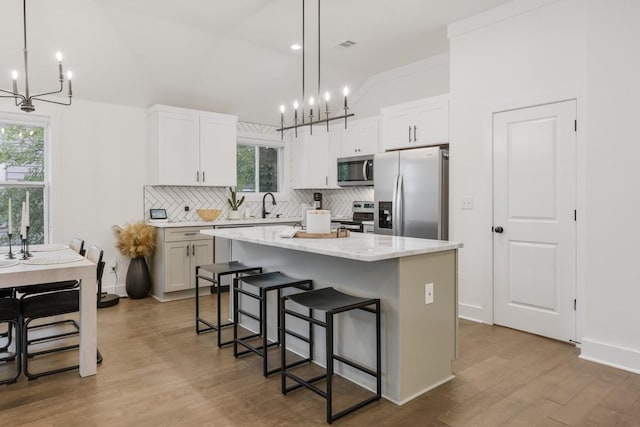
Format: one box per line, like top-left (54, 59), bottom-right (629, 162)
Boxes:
top-left (143, 186), bottom-right (373, 222)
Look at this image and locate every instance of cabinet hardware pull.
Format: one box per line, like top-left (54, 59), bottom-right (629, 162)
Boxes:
top-left (196, 171), bottom-right (199, 182)
top-left (192, 244), bottom-right (195, 256)
top-left (408, 126), bottom-right (412, 142)
top-left (413, 125), bottom-right (417, 142)
top-left (202, 171), bottom-right (205, 182)
top-left (184, 232), bottom-right (197, 236)
top-left (186, 245), bottom-right (189, 257)
top-left (325, 176), bottom-right (328, 186)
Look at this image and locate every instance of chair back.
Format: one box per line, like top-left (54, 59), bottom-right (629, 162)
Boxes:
top-left (69, 238), bottom-right (85, 256)
top-left (86, 245), bottom-right (105, 283)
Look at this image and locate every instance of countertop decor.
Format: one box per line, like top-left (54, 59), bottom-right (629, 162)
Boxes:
top-left (113, 221), bottom-right (157, 299)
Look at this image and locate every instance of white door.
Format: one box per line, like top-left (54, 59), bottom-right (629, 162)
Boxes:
top-left (493, 100), bottom-right (577, 342)
top-left (158, 112), bottom-right (199, 185)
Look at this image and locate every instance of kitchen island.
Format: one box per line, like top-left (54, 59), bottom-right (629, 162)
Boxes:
top-left (202, 225), bottom-right (462, 404)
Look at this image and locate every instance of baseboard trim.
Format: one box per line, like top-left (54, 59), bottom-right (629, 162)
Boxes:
top-left (392, 375), bottom-right (456, 406)
top-left (580, 338), bottom-right (640, 375)
top-left (458, 303), bottom-right (487, 324)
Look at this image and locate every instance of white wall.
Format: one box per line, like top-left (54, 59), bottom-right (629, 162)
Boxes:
top-left (351, 53), bottom-right (450, 119)
top-left (1, 99), bottom-right (147, 295)
top-left (580, 0), bottom-right (640, 372)
top-left (448, 0), bottom-right (587, 323)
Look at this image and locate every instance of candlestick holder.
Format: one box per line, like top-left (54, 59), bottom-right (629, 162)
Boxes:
top-left (25, 226), bottom-right (32, 258)
top-left (6, 233), bottom-right (15, 259)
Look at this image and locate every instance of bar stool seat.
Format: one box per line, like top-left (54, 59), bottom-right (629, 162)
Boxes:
top-left (195, 261), bottom-right (262, 347)
top-left (234, 271), bottom-right (313, 377)
top-left (281, 287), bottom-right (381, 424)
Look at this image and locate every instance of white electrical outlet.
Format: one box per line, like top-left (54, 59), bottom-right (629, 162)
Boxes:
top-left (425, 283), bottom-right (434, 304)
top-left (461, 197), bottom-right (473, 210)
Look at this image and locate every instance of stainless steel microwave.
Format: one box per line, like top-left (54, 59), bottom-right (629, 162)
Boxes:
top-left (337, 155), bottom-right (374, 186)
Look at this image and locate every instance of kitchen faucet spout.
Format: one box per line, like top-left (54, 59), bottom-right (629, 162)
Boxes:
top-left (262, 192), bottom-right (277, 218)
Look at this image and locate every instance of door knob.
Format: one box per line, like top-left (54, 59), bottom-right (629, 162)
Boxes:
top-left (494, 226), bottom-right (504, 233)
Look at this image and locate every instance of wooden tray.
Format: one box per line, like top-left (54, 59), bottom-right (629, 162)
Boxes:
top-left (295, 229), bottom-right (350, 238)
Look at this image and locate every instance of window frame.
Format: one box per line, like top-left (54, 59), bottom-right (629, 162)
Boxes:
top-left (236, 133), bottom-right (288, 202)
top-left (0, 112), bottom-right (51, 244)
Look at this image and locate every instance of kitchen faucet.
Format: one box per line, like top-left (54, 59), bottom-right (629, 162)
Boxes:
top-left (262, 192), bottom-right (277, 218)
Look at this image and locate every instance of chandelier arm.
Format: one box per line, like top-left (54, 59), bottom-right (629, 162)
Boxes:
top-left (30, 81), bottom-right (65, 99)
top-left (0, 88), bottom-right (25, 100)
top-left (31, 97), bottom-right (72, 107)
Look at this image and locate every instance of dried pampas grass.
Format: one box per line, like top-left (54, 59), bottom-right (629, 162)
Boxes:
top-left (113, 221), bottom-right (157, 258)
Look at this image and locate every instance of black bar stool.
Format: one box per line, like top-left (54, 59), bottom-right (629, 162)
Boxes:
top-left (281, 287), bottom-right (381, 424)
top-left (195, 261), bottom-right (262, 347)
top-left (0, 296), bottom-right (21, 385)
top-left (233, 271), bottom-right (313, 376)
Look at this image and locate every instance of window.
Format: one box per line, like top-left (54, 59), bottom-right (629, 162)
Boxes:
top-left (0, 122), bottom-right (48, 245)
top-left (236, 143), bottom-right (283, 193)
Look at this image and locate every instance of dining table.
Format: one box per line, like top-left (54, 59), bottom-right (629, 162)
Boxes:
top-left (0, 244), bottom-right (97, 377)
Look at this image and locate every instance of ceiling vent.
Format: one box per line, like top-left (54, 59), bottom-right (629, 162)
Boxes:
top-left (336, 40), bottom-right (357, 49)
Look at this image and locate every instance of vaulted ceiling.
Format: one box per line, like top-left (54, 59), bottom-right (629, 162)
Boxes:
top-left (0, 0), bottom-right (511, 124)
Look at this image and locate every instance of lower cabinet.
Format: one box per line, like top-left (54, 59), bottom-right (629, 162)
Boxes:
top-left (150, 226), bottom-right (214, 301)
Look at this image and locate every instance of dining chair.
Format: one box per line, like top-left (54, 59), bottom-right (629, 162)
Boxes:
top-left (0, 295), bottom-right (21, 384)
top-left (20, 244), bottom-right (104, 379)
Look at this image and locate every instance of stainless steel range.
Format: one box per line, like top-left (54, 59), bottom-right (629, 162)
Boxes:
top-left (333, 201), bottom-right (375, 233)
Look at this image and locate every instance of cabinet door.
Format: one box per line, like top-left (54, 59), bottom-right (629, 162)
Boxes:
top-left (383, 109), bottom-right (413, 151)
top-left (191, 239), bottom-right (214, 288)
top-left (292, 130), bottom-right (330, 189)
top-left (157, 112), bottom-right (199, 185)
top-left (199, 115), bottom-right (237, 187)
top-left (340, 126), bottom-right (360, 156)
top-left (164, 241), bottom-right (191, 292)
top-left (358, 117), bottom-right (380, 155)
top-left (413, 100), bottom-right (449, 146)
top-left (327, 128), bottom-right (341, 188)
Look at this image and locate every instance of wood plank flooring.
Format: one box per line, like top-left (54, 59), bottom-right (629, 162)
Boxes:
top-left (1, 295), bottom-right (640, 426)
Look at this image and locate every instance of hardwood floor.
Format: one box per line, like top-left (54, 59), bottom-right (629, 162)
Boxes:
top-left (1, 295), bottom-right (640, 426)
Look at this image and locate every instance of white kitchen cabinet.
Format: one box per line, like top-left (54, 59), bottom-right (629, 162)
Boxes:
top-left (150, 226), bottom-right (214, 300)
top-left (147, 105), bottom-right (237, 186)
top-left (381, 94), bottom-right (449, 151)
top-left (340, 116), bottom-right (380, 157)
top-left (291, 127), bottom-right (341, 189)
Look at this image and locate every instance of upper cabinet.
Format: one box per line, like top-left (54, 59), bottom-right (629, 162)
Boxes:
top-left (147, 105), bottom-right (237, 186)
top-left (381, 94), bottom-right (449, 151)
top-left (291, 127), bottom-right (341, 189)
top-left (339, 116), bottom-right (380, 157)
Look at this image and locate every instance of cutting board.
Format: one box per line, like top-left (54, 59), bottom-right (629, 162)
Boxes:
top-left (294, 229), bottom-right (350, 238)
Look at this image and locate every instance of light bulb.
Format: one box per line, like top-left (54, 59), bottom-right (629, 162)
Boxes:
top-left (293, 100), bottom-right (299, 109)
top-left (11, 70), bottom-right (18, 80)
top-left (56, 52), bottom-right (63, 62)
top-left (324, 91), bottom-right (330, 102)
top-left (343, 86), bottom-right (349, 97)
top-left (309, 97), bottom-right (315, 106)
top-left (280, 105), bottom-right (285, 113)
top-left (67, 71), bottom-right (73, 80)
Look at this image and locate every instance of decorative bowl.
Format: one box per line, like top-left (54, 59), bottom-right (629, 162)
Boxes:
top-left (196, 209), bottom-right (222, 221)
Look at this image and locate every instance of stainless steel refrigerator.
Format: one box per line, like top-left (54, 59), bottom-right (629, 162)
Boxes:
top-left (374, 146), bottom-right (448, 239)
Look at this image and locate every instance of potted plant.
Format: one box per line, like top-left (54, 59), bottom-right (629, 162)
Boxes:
top-left (227, 187), bottom-right (245, 219)
top-left (113, 221), bottom-right (157, 299)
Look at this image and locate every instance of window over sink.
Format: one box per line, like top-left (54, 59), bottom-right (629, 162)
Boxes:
top-left (0, 120), bottom-right (48, 245)
top-left (236, 141), bottom-right (283, 194)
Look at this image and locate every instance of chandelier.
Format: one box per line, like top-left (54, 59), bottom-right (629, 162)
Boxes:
top-left (278, 0), bottom-right (354, 139)
top-left (0, 0), bottom-right (73, 113)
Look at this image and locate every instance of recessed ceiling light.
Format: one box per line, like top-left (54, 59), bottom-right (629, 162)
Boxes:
top-left (290, 43), bottom-right (302, 50)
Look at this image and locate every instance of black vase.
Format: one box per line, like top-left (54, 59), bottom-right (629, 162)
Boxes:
top-left (126, 257), bottom-right (151, 299)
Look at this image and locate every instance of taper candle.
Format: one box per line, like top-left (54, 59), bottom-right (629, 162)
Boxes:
top-left (7, 197), bottom-right (12, 235)
top-left (25, 191), bottom-right (30, 227)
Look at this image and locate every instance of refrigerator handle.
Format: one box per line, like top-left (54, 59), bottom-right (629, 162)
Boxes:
top-left (398, 174), bottom-right (404, 236)
top-left (392, 174), bottom-right (399, 236)
top-left (362, 160), bottom-right (368, 181)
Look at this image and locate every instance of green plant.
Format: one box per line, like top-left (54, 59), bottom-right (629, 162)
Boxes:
top-left (227, 187), bottom-right (245, 211)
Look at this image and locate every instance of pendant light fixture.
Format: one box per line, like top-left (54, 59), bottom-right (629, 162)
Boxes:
top-left (0, 0), bottom-right (73, 113)
top-left (278, 0), bottom-right (354, 139)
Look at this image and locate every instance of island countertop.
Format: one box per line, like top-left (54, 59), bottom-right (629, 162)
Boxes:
top-left (200, 225), bottom-right (463, 262)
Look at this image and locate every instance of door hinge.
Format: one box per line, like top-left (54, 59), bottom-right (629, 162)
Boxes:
top-left (574, 119), bottom-right (577, 132)
top-left (574, 209), bottom-right (577, 221)
top-left (574, 299), bottom-right (577, 310)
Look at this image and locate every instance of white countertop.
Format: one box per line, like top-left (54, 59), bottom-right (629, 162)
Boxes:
top-left (201, 225), bottom-right (463, 262)
top-left (149, 217), bottom-right (302, 228)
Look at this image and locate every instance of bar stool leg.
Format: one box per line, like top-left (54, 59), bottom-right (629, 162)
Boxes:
top-left (326, 312), bottom-right (334, 424)
top-left (233, 277), bottom-right (239, 358)
top-left (195, 266), bottom-right (201, 334)
top-left (216, 272), bottom-right (224, 347)
top-left (376, 300), bottom-right (382, 399)
top-left (280, 295), bottom-right (287, 394)
top-left (261, 288), bottom-right (268, 377)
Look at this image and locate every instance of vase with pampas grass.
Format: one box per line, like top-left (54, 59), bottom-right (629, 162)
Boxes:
top-left (113, 221), bottom-right (157, 299)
